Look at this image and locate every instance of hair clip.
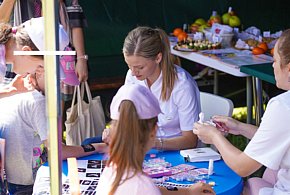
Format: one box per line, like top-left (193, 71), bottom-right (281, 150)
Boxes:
top-left (12, 27), bottom-right (17, 34)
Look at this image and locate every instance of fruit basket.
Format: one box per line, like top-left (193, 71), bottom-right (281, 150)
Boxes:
top-left (174, 38), bottom-right (221, 52)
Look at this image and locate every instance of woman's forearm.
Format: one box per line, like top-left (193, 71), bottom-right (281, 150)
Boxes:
top-left (0, 0), bottom-right (16, 22)
top-left (155, 131), bottom-right (198, 150)
top-left (0, 87), bottom-right (17, 98)
top-left (239, 122), bottom-right (258, 139)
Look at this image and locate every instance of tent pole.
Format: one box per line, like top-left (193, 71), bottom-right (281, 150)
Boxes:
top-left (43, 1), bottom-right (63, 194)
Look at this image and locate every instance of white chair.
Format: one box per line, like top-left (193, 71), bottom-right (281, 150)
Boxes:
top-left (198, 92), bottom-right (234, 149)
top-left (200, 91), bottom-right (234, 121)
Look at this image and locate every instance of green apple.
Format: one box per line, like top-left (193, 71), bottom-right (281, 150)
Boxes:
top-left (222, 13), bottom-right (230, 24)
top-left (190, 23), bottom-right (200, 33)
top-left (194, 18), bottom-right (206, 26)
top-left (198, 24), bottom-right (209, 32)
top-left (229, 16), bottom-right (241, 27)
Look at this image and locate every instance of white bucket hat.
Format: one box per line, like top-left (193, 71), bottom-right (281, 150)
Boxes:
top-left (22, 17), bottom-right (69, 51)
top-left (110, 84), bottom-right (161, 120)
top-left (22, 17), bottom-right (75, 83)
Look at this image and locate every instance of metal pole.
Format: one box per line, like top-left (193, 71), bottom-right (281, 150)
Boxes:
top-left (214, 70), bottom-right (219, 95)
top-left (246, 77), bottom-right (252, 124)
top-left (254, 77), bottom-right (263, 126)
top-left (43, 1), bottom-right (62, 194)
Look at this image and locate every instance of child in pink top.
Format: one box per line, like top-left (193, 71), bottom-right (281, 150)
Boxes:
top-left (96, 84), bottom-right (215, 195)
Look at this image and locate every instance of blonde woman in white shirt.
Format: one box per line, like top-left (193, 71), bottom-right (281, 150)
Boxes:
top-left (124, 26), bottom-right (201, 150)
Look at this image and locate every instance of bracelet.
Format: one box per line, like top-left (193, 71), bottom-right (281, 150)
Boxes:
top-left (77, 54), bottom-right (88, 60)
top-left (158, 138), bottom-right (163, 150)
top-left (81, 144), bottom-right (95, 152)
top-left (166, 186), bottom-right (178, 191)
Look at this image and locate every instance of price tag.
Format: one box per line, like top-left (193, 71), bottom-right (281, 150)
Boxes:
top-left (233, 28), bottom-right (239, 33)
top-left (212, 34), bottom-right (220, 43)
top-left (263, 31), bottom-right (271, 38)
top-left (253, 29), bottom-right (260, 36)
top-left (196, 32), bottom-right (203, 40)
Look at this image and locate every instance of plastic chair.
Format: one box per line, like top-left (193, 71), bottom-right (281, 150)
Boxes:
top-left (243, 168), bottom-right (277, 195)
top-left (197, 92), bottom-right (234, 148)
top-left (200, 92), bottom-right (234, 121)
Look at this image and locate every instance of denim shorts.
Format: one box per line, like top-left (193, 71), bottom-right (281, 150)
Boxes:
top-left (8, 183), bottom-right (33, 195)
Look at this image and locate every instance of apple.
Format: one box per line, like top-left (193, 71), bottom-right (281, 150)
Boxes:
top-left (198, 24), bottom-right (210, 32)
top-left (222, 13), bottom-right (230, 24)
top-left (190, 23), bottom-right (200, 33)
top-left (208, 16), bottom-right (221, 26)
top-left (229, 16), bottom-right (241, 27)
top-left (194, 18), bottom-right (206, 26)
top-left (208, 11), bottom-right (221, 26)
top-left (222, 7), bottom-right (236, 25)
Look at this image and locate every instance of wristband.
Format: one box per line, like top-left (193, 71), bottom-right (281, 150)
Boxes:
top-left (77, 54), bottom-right (88, 60)
top-left (81, 144), bottom-right (95, 152)
top-left (166, 186), bottom-right (178, 191)
top-left (158, 138), bottom-right (163, 150)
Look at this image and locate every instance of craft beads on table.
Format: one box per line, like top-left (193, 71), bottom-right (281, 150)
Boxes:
top-left (143, 158), bottom-right (173, 178)
top-left (169, 164), bottom-right (196, 174)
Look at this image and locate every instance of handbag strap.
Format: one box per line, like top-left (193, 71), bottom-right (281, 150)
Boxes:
top-left (79, 81), bottom-right (93, 103)
top-left (84, 81), bottom-right (93, 102)
top-left (70, 85), bottom-right (77, 110)
top-left (76, 85), bottom-right (82, 114)
top-left (69, 85), bottom-right (83, 115)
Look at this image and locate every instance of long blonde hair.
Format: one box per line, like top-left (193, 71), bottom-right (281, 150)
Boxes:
top-left (123, 26), bottom-right (177, 101)
top-left (108, 100), bottom-right (157, 195)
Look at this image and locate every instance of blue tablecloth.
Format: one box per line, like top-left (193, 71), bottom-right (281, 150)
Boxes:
top-left (59, 149), bottom-right (243, 195)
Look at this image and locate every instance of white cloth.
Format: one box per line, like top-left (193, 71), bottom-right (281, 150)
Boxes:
top-left (0, 90), bottom-right (47, 185)
top-left (125, 65), bottom-right (201, 138)
top-left (96, 165), bottom-right (161, 195)
top-left (244, 90), bottom-right (290, 195)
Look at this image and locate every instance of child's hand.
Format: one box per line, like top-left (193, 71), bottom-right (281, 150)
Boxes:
top-left (102, 128), bottom-right (111, 144)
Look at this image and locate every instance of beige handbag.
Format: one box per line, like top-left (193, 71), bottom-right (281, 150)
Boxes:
top-left (65, 82), bottom-right (105, 145)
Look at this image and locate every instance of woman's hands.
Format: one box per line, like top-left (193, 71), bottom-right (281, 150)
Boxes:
top-left (160, 182), bottom-right (215, 195)
top-left (9, 74), bottom-right (34, 93)
top-left (75, 59), bottom-right (88, 82)
top-left (102, 128), bottom-right (111, 144)
top-left (188, 182), bottom-right (215, 195)
top-left (193, 115), bottom-right (242, 145)
top-left (193, 122), bottom-right (221, 145)
top-left (211, 115), bottom-right (242, 135)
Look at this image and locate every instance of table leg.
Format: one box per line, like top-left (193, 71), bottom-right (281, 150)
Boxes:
top-left (246, 77), bottom-right (253, 124)
top-left (252, 77), bottom-right (263, 126)
top-left (214, 70), bottom-right (219, 95)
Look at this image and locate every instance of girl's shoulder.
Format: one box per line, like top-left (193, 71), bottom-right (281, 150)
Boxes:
top-left (269, 91), bottom-right (290, 108)
top-left (174, 65), bottom-right (198, 89)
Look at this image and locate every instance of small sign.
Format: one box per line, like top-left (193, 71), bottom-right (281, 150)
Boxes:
top-left (263, 31), bottom-right (271, 38)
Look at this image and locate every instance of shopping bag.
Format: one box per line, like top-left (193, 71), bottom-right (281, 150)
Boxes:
top-left (65, 82), bottom-right (105, 145)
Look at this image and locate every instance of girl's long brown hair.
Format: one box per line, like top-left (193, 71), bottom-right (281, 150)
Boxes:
top-left (123, 26), bottom-right (177, 101)
top-left (108, 100), bottom-right (157, 195)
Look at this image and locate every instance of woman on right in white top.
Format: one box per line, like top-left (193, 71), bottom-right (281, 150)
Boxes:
top-left (193, 29), bottom-right (290, 195)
